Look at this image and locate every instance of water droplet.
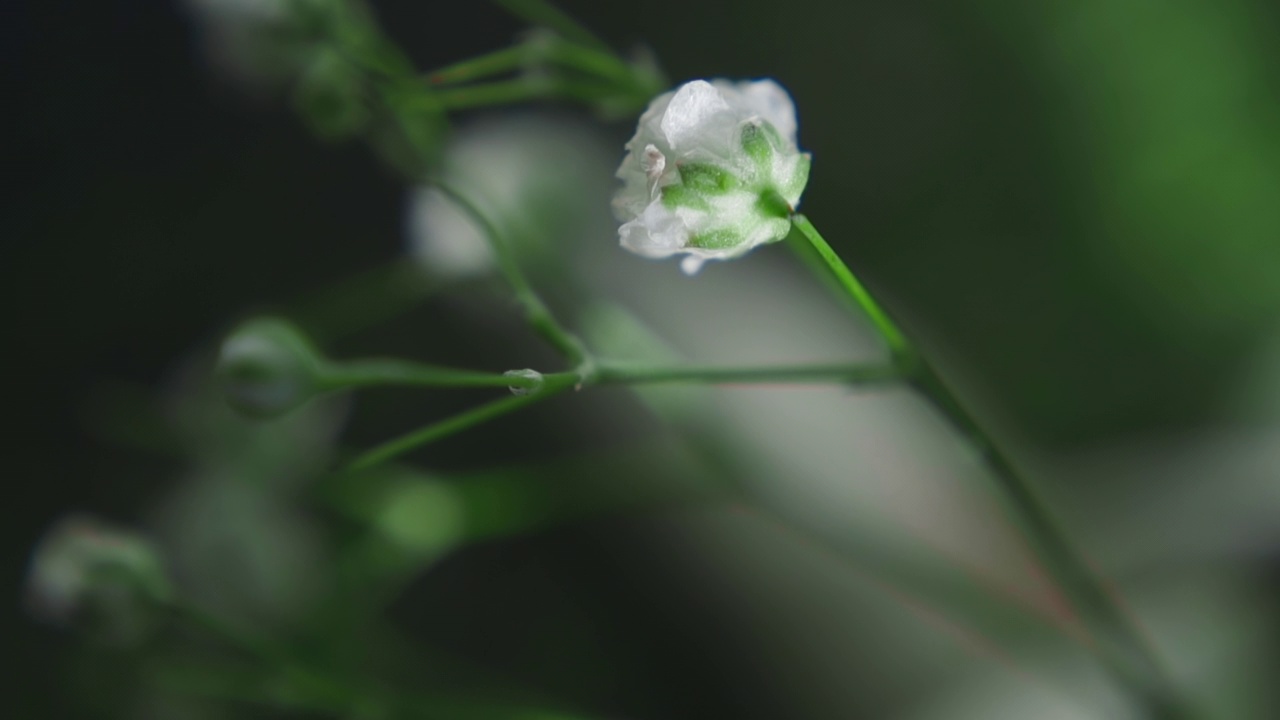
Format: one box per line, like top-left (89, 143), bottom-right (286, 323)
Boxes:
top-left (503, 368), bottom-right (544, 396)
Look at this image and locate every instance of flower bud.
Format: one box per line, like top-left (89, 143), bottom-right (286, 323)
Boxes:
top-left (613, 79), bottom-right (812, 275)
top-left (26, 515), bottom-right (172, 643)
top-left (216, 317), bottom-right (322, 419)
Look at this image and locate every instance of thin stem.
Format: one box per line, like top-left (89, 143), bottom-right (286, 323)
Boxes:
top-left (597, 361), bottom-right (902, 386)
top-left (427, 46), bottom-right (528, 86)
top-left (789, 215), bottom-right (1186, 717)
top-left (431, 180), bottom-right (591, 368)
top-left (541, 39), bottom-right (641, 88)
top-left (318, 359), bottom-right (542, 392)
top-left (427, 37), bottom-right (641, 92)
top-left (489, 0), bottom-right (612, 52)
top-left (434, 77), bottom-right (620, 110)
top-left (790, 214), bottom-right (910, 361)
top-left (344, 372), bottom-right (579, 471)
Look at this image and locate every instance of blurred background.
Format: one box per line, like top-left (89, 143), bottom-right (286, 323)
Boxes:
top-left (6, 0), bottom-right (1280, 717)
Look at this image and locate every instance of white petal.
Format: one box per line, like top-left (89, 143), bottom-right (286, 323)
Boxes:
top-left (660, 80), bottom-right (731, 150)
top-left (730, 79), bottom-right (799, 144)
top-left (680, 255), bottom-right (708, 275)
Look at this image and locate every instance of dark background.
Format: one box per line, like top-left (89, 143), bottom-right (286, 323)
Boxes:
top-left (7, 0), bottom-right (1280, 717)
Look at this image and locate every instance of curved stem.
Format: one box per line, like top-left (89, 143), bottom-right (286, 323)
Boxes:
top-left (789, 215), bottom-right (1187, 718)
top-left (431, 180), bottom-right (591, 368)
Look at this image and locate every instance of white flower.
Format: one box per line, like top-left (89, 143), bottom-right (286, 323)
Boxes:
top-left (613, 79), bottom-right (811, 275)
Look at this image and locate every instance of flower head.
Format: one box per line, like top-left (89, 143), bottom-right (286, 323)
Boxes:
top-left (613, 79), bottom-right (811, 274)
top-left (26, 515), bottom-right (171, 643)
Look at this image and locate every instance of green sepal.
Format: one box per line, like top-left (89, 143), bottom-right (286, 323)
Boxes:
top-left (783, 153), bottom-right (812, 199)
top-left (661, 184), bottom-right (711, 211)
top-left (740, 120), bottom-right (783, 169)
top-left (678, 162), bottom-right (740, 194)
top-left (688, 228), bottom-right (744, 250)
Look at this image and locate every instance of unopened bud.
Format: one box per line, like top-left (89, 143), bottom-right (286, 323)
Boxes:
top-left (25, 515), bottom-right (172, 644)
top-left (216, 317), bottom-right (322, 419)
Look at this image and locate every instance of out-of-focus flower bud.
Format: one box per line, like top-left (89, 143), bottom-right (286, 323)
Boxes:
top-left (26, 515), bottom-right (172, 643)
top-left (216, 317), bottom-right (322, 419)
top-left (613, 79), bottom-right (811, 275)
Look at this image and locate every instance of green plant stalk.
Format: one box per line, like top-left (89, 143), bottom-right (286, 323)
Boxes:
top-left (427, 37), bottom-right (641, 91)
top-left (431, 180), bottom-right (592, 368)
top-left (789, 213), bottom-right (1186, 717)
top-left (345, 372), bottom-right (580, 471)
top-left (597, 361), bottom-right (902, 386)
top-left (434, 77), bottom-right (622, 110)
top-left (489, 0), bottom-right (611, 52)
top-left (319, 359), bottom-right (543, 391)
top-left (427, 46), bottom-right (529, 85)
top-left (334, 361), bottom-right (903, 470)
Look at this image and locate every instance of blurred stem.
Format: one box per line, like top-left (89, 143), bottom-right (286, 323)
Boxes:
top-left (434, 77), bottom-right (622, 110)
top-left (427, 36), bottom-right (642, 91)
top-left (489, 0), bottom-right (612, 52)
top-left (427, 46), bottom-right (529, 85)
top-left (789, 214), bottom-right (1187, 717)
top-left (319, 359), bottom-right (544, 392)
top-left (431, 180), bottom-right (593, 369)
top-left (596, 361), bottom-right (902, 386)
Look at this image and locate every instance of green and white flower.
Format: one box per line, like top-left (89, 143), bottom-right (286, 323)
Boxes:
top-left (613, 79), bottom-right (811, 274)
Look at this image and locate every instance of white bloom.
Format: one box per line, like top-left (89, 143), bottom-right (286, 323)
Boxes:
top-left (613, 79), bottom-right (811, 275)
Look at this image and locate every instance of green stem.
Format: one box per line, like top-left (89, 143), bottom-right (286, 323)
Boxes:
top-left (336, 361), bottom-right (902, 472)
top-left (790, 214), bottom-right (910, 361)
top-left (427, 46), bottom-right (528, 86)
top-left (426, 37), bottom-right (641, 92)
top-left (541, 39), bottom-right (642, 89)
top-left (434, 77), bottom-right (620, 110)
top-left (597, 361), bottom-right (902, 386)
top-left (319, 359), bottom-right (543, 392)
top-left (431, 180), bottom-right (591, 368)
top-left (345, 372), bottom-right (579, 471)
top-left (489, 0), bottom-right (612, 52)
top-left (789, 215), bottom-right (1186, 717)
